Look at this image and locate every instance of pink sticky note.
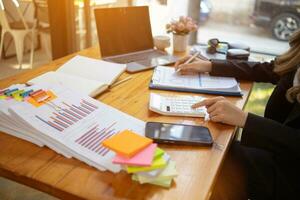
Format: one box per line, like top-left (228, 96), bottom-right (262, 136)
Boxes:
top-left (113, 143), bottom-right (157, 166)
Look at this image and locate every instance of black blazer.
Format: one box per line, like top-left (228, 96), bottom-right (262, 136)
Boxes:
top-left (211, 59), bottom-right (300, 194)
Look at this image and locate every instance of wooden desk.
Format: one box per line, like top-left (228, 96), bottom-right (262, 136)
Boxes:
top-left (0, 47), bottom-right (252, 200)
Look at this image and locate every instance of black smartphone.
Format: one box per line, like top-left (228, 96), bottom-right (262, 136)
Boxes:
top-left (145, 122), bottom-right (213, 146)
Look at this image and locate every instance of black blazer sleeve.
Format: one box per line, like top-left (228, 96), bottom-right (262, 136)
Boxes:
top-left (241, 112), bottom-right (300, 159)
top-left (210, 60), bottom-right (280, 84)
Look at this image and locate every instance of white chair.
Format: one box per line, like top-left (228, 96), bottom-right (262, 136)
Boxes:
top-left (0, 0), bottom-right (37, 69)
top-left (33, 0), bottom-right (51, 60)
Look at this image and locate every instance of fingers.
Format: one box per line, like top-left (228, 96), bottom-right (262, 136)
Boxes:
top-left (177, 62), bottom-right (198, 72)
top-left (208, 106), bottom-right (221, 118)
top-left (206, 102), bottom-right (218, 113)
top-left (175, 55), bottom-right (192, 70)
top-left (206, 102), bottom-right (222, 120)
top-left (192, 96), bottom-right (225, 109)
top-left (210, 114), bottom-right (224, 123)
top-left (179, 70), bottom-right (199, 75)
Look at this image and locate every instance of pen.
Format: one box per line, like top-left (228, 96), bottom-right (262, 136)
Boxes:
top-left (176, 51), bottom-right (200, 73)
top-left (197, 53), bottom-right (209, 61)
top-left (110, 76), bottom-right (133, 88)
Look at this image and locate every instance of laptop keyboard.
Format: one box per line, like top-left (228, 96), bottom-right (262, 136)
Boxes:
top-left (106, 50), bottom-right (166, 64)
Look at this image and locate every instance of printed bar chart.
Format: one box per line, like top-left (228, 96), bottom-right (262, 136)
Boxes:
top-left (35, 99), bottom-right (98, 132)
top-left (75, 122), bottom-right (117, 156)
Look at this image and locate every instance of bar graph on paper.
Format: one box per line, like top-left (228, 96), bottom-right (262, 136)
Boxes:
top-left (35, 99), bottom-right (98, 132)
top-left (75, 122), bottom-right (118, 156)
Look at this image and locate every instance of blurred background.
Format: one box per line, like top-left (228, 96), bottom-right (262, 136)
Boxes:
top-left (0, 0), bottom-right (299, 199)
top-left (1, 0), bottom-right (296, 77)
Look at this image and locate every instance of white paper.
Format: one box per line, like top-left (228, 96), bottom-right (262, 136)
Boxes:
top-left (152, 66), bottom-right (238, 90)
top-left (199, 74), bottom-right (238, 89)
top-left (29, 72), bottom-right (107, 97)
top-left (57, 55), bottom-right (126, 85)
top-left (152, 66), bottom-right (200, 89)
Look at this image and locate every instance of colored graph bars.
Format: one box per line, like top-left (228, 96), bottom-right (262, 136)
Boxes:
top-left (35, 99), bottom-right (98, 132)
top-left (75, 122), bottom-right (117, 156)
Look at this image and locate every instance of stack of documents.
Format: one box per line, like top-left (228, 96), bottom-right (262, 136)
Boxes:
top-left (150, 66), bottom-right (242, 96)
top-left (0, 83), bottom-right (145, 173)
top-left (102, 130), bottom-right (178, 188)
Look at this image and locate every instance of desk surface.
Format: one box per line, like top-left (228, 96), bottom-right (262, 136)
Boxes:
top-left (0, 47), bottom-right (252, 200)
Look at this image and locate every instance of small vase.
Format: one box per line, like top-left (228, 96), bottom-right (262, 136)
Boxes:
top-left (173, 34), bottom-right (189, 52)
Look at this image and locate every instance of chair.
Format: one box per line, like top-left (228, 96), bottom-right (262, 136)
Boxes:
top-left (0, 0), bottom-right (37, 69)
top-left (33, 0), bottom-right (51, 60)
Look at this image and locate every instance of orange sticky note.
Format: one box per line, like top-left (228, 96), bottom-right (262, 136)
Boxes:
top-left (102, 130), bottom-right (152, 158)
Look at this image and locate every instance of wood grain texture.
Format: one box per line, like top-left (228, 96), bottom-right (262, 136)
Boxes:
top-left (0, 46), bottom-right (252, 200)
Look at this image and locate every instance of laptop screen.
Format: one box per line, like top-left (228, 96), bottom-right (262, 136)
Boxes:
top-left (94, 6), bottom-right (154, 58)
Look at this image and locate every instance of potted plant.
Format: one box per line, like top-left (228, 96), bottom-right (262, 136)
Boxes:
top-left (166, 16), bottom-right (198, 52)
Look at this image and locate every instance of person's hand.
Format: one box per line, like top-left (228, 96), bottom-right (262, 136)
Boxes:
top-left (192, 96), bottom-right (248, 127)
top-left (174, 55), bottom-right (212, 74)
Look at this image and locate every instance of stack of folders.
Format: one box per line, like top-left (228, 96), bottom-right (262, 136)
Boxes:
top-left (0, 83), bottom-right (146, 173)
top-left (102, 130), bottom-right (178, 188)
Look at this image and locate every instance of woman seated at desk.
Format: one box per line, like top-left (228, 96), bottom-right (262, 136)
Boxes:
top-left (175, 30), bottom-right (300, 200)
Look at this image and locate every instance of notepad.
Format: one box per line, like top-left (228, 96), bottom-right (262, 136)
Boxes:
top-left (126, 153), bottom-right (170, 173)
top-left (113, 143), bottom-right (157, 166)
top-left (150, 66), bottom-right (242, 96)
top-left (102, 130), bottom-right (152, 158)
top-left (28, 55), bottom-right (126, 97)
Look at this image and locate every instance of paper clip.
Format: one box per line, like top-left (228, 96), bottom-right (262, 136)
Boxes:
top-left (21, 89), bottom-right (33, 98)
top-left (30, 90), bottom-right (50, 103)
top-left (35, 93), bottom-right (49, 103)
top-left (4, 88), bottom-right (18, 96)
top-left (0, 89), bottom-right (8, 96)
top-left (29, 89), bottom-right (43, 97)
top-left (11, 90), bottom-right (25, 101)
top-left (31, 89), bottom-right (61, 111)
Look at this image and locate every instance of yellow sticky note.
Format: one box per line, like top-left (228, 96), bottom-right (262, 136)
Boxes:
top-left (102, 130), bottom-right (152, 158)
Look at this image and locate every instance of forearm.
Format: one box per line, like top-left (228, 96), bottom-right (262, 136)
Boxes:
top-left (210, 60), bottom-right (280, 84)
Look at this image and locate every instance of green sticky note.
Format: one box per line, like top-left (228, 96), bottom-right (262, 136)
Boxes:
top-left (126, 153), bottom-right (168, 173)
top-left (154, 147), bottom-right (164, 159)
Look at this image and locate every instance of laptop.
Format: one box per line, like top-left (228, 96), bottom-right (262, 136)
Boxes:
top-left (94, 6), bottom-right (178, 73)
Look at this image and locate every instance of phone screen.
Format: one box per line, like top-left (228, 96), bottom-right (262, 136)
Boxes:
top-left (145, 122), bottom-right (213, 146)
